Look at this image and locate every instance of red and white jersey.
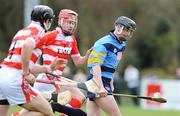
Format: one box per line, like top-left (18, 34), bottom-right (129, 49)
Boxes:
top-left (1, 21), bottom-right (45, 70)
top-left (42, 27), bottom-right (80, 75)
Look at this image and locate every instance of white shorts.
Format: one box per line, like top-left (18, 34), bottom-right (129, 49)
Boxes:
top-left (34, 73), bottom-right (61, 93)
top-left (0, 66), bottom-right (38, 105)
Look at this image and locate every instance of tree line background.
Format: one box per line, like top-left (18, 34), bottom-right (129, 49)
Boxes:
top-left (0, 0), bottom-right (179, 77)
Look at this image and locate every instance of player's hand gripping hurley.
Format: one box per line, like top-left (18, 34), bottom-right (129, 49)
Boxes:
top-left (36, 73), bottom-right (167, 103)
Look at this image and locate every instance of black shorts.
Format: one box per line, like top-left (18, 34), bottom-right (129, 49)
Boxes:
top-left (0, 99), bottom-right (9, 105)
top-left (0, 99), bottom-right (23, 106)
top-left (86, 74), bottom-right (112, 101)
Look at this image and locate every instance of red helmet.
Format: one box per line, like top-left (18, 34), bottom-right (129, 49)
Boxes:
top-left (58, 9), bottom-right (78, 35)
top-left (58, 9), bottom-right (78, 22)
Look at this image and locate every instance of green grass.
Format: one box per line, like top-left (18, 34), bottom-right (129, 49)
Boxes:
top-left (9, 105), bottom-right (180, 116)
top-left (120, 106), bottom-right (180, 116)
top-left (9, 98), bottom-right (180, 116)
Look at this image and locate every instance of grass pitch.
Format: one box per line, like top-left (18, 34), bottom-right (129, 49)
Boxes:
top-left (9, 104), bottom-right (180, 116)
top-left (8, 97), bottom-right (180, 116)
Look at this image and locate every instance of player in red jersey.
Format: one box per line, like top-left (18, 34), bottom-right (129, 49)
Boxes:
top-left (33, 9), bottom-right (92, 115)
top-left (0, 5), bottom-right (63, 116)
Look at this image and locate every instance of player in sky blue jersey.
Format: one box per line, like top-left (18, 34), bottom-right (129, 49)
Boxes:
top-left (86, 16), bottom-right (136, 116)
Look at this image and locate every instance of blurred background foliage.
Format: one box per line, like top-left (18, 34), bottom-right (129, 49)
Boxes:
top-left (0, 0), bottom-right (179, 77)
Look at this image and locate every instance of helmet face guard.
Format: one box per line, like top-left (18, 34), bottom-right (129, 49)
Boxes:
top-left (43, 19), bottom-right (53, 31)
top-left (58, 9), bottom-right (78, 35)
top-left (114, 16), bottom-right (136, 40)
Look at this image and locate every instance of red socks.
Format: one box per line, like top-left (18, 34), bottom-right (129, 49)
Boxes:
top-left (68, 97), bottom-right (82, 108)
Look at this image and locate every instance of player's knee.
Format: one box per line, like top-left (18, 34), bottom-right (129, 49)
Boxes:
top-left (109, 111), bottom-right (121, 116)
top-left (18, 112), bottom-right (45, 116)
top-left (43, 112), bottom-right (53, 116)
top-left (38, 104), bottom-right (53, 116)
top-left (43, 108), bottom-right (54, 116)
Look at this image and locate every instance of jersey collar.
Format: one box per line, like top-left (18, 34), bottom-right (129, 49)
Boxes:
top-left (109, 30), bottom-right (123, 44)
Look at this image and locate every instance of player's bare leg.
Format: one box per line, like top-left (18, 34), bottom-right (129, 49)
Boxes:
top-left (86, 99), bottom-right (101, 116)
top-left (95, 96), bottom-right (121, 116)
top-left (19, 111), bottom-right (44, 116)
top-left (21, 94), bottom-right (53, 116)
top-left (87, 95), bottom-right (121, 116)
top-left (0, 105), bottom-right (9, 116)
top-left (12, 106), bottom-right (43, 116)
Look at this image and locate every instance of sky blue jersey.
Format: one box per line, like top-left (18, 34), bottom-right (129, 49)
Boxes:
top-left (87, 31), bottom-right (126, 79)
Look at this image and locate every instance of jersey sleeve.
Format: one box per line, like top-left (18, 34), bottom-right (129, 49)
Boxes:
top-left (30, 28), bottom-right (45, 48)
top-left (71, 36), bottom-right (80, 57)
top-left (35, 30), bottom-right (57, 48)
top-left (87, 44), bottom-right (107, 68)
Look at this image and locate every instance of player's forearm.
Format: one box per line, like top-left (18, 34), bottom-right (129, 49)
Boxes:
top-left (92, 65), bottom-right (104, 88)
top-left (21, 43), bottom-right (33, 75)
top-left (31, 64), bottom-right (49, 74)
